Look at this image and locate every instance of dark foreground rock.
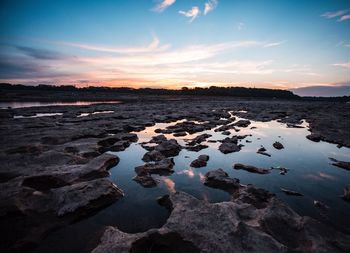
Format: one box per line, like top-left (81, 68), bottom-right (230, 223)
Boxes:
top-left (1, 98), bottom-right (350, 252)
top-left (281, 188), bottom-right (303, 196)
top-left (92, 185), bottom-right (350, 253)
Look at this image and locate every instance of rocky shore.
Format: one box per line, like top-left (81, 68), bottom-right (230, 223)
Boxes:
top-left (0, 98), bottom-right (349, 252)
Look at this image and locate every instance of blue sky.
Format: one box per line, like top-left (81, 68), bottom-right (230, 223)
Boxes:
top-left (0, 0), bottom-right (349, 95)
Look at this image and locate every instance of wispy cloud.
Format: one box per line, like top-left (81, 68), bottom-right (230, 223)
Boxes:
top-left (54, 36), bottom-right (171, 54)
top-left (337, 14), bottom-right (350, 22)
top-left (204, 0), bottom-right (218, 15)
top-left (15, 46), bottom-right (68, 60)
top-left (1, 38), bottom-right (297, 88)
top-left (333, 62), bottom-right (350, 69)
top-left (152, 0), bottom-right (176, 13)
top-left (336, 41), bottom-right (350, 48)
top-left (236, 22), bottom-right (245, 31)
top-left (321, 9), bottom-right (348, 19)
top-left (263, 41), bottom-right (286, 48)
top-left (179, 6), bottom-right (200, 22)
top-left (321, 9), bottom-right (350, 22)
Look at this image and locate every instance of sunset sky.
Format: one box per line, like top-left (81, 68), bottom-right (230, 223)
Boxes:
top-left (0, 0), bottom-right (350, 95)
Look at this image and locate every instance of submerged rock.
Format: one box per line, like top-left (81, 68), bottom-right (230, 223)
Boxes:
top-left (281, 188), bottom-right (303, 196)
top-left (133, 173), bottom-right (157, 188)
top-left (233, 163), bottom-right (270, 174)
top-left (92, 186), bottom-right (350, 253)
top-left (204, 169), bottom-right (240, 193)
top-left (190, 155), bottom-right (209, 168)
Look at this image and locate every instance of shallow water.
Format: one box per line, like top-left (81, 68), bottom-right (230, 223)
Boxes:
top-left (30, 115), bottom-right (350, 253)
top-left (13, 113), bottom-right (64, 119)
top-left (0, 101), bottom-right (121, 109)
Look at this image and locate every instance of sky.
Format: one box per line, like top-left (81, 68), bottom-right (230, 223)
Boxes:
top-left (0, 0), bottom-right (350, 95)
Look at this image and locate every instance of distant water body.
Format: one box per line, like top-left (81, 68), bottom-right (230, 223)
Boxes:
top-left (0, 101), bottom-right (121, 109)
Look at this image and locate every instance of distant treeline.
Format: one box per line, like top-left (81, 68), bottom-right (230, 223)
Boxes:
top-left (0, 83), bottom-right (299, 98)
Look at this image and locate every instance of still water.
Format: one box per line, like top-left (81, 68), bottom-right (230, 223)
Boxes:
top-left (0, 101), bottom-right (121, 109)
top-left (30, 115), bottom-right (350, 253)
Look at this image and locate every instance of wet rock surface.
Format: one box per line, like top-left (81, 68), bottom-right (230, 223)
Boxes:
top-left (233, 163), bottom-right (271, 174)
top-left (135, 158), bottom-right (175, 176)
top-left (330, 158), bottom-right (350, 171)
top-left (190, 154), bottom-right (209, 168)
top-left (203, 169), bottom-right (240, 193)
top-left (273, 141), bottom-right (284, 150)
top-left (1, 98), bottom-right (350, 252)
top-left (92, 184), bottom-right (350, 253)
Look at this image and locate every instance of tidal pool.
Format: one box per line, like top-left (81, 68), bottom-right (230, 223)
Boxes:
top-left (30, 115), bottom-right (350, 253)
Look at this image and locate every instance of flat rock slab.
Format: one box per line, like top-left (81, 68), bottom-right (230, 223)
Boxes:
top-left (92, 186), bottom-right (350, 253)
top-left (52, 178), bottom-right (124, 217)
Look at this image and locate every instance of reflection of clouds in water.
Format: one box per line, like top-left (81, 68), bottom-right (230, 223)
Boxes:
top-left (163, 178), bottom-right (176, 193)
top-left (303, 174), bottom-right (323, 181)
top-left (303, 172), bottom-right (337, 181)
top-left (199, 172), bottom-right (205, 182)
top-left (178, 168), bottom-right (195, 178)
top-left (319, 172), bottom-right (336, 180)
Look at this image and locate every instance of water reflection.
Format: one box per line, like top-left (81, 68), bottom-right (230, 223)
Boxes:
top-left (77, 111), bottom-right (114, 117)
top-left (0, 101), bottom-right (121, 109)
top-left (162, 178), bottom-right (176, 193)
top-left (13, 113), bottom-right (63, 119)
top-left (30, 114), bottom-right (350, 253)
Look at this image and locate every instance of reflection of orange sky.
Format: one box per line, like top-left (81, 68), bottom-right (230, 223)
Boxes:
top-left (163, 178), bottom-right (176, 193)
top-left (303, 172), bottom-right (337, 181)
top-left (178, 168), bottom-right (195, 178)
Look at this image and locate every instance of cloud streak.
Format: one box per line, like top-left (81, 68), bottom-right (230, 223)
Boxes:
top-left (337, 14), bottom-right (350, 22)
top-left (333, 62), bottom-right (350, 69)
top-left (1, 38), bottom-right (304, 89)
top-left (204, 0), bottom-right (218, 15)
top-left (152, 0), bottom-right (175, 12)
top-left (15, 46), bottom-right (69, 60)
top-left (321, 9), bottom-right (350, 22)
top-left (179, 6), bottom-right (200, 22)
top-left (53, 37), bottom-right (171, 54)
top-left (321, 9), bottom-right (348, 19)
